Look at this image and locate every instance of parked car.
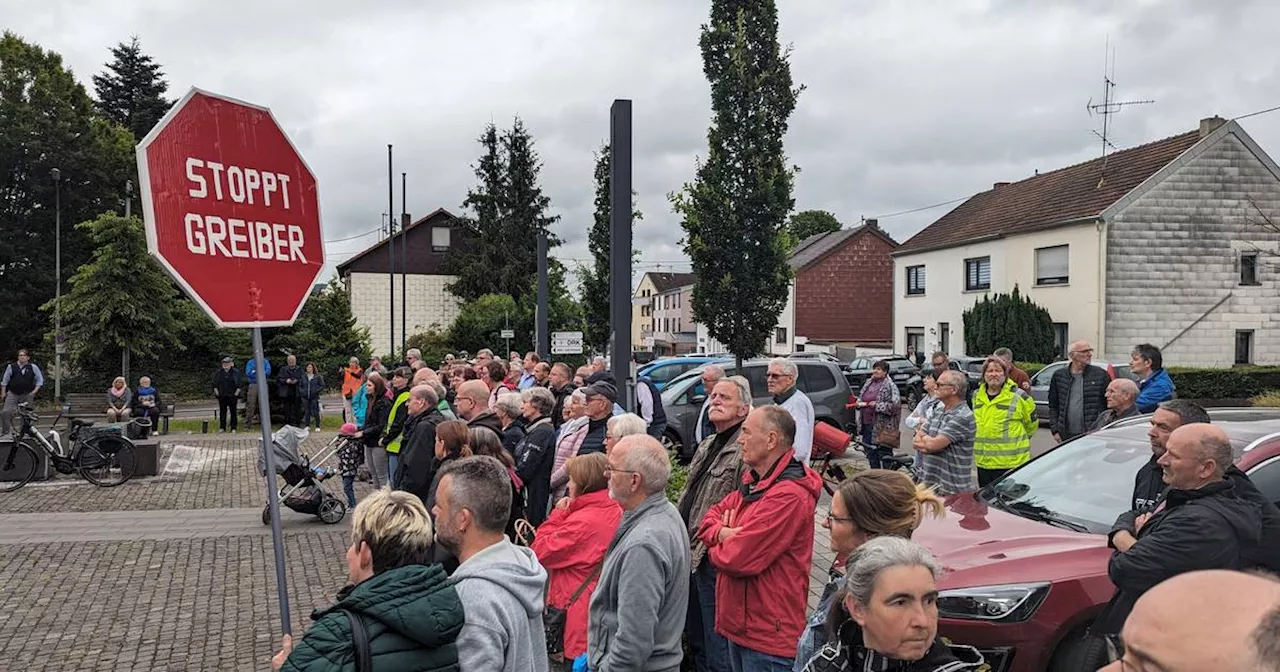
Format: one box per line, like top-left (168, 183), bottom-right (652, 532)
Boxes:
top-left (947, 355), bottom-right (987, 389)
top-left (912, 408), bottom-right (1280, 672)
top-left (1029, 360), bottom-right (1136, 421)
top-left (787, 351), bottom-right (845, 365)
top-left (659, 358), bottom-right (854, 460)
top-left (637, 356), bottom-right (729, 390)
top-left (844, 355), bottom-right (924, 408)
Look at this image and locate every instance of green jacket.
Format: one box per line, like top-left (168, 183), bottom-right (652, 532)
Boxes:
top-left (281, 564), bottom-right (463, 672)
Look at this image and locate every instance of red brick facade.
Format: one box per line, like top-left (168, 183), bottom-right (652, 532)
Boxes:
top-left (795, 230), bottom-right (895, 343)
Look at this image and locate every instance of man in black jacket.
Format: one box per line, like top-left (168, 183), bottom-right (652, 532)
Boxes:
top-left (277, 354), bottom-right (305, 427)
top-left (1096, 423), bottom-right (1268, 634)
top-left (548, 362), bottom-right (576, 428)
top-left (1047, 341), bottom-right (1109, 443)
top-left (1133, 400), bottom-right (1210, 511)
top-left (212, 357), bottom-right (243, 433)
top-left (396, 385), bottom-right (447, 504)
top-left (578, 381), bottom-right (616, 454)
top-left (512, 386), bottom-right (557, 525)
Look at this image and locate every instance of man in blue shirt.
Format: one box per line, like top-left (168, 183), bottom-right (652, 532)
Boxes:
top-left (517, 352), bottom-right (539, 390)
top-left (244, 356), bottom-right (273, 428)
top-left (1, 349), bottom-right (44, 436)
top-left (1131, 343), bottom-right (1175, 413)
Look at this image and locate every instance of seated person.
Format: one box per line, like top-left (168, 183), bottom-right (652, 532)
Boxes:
top-left (272, 487), bottom-right (464, 670)
top-left (106, 377), bottom-right (132, 422)
top-left (128, 376), bottom-right (162, 428)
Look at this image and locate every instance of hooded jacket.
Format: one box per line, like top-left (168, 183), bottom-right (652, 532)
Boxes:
top-left (451, 538), bottom-right (549, 672)
top-left (800, 621), bottom-right (985, 672)
top-left (1136, 368), bottom-right (1176, 413)
top-left (1131, 453), bottom-right (1165, 512)
top-left (1098, 476), bottom-right (1266, 633)
top-left (698, 449), bottom-right (823, 658)
top-left (280, 564), bottom-right (463, 672)
top-left (529, 488), bottom-right (623, 659)
top-left (395, 409), bottom-right (446, 502)
top-left (1225, 465), bottom-right (1280, 572)
top-left (467, 409), bottom-right (504, 441)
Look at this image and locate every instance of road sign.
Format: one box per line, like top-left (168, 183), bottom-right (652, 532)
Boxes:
top-left (501, 329), bottom-right (516, 339)
top-left (552, 330), bottom-right (584, 354)
top-left (136, 88), bottom-right (325, 328)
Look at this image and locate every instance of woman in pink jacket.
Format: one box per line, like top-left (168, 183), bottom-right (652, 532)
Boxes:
top-left (530, 452), bottom-right (622, 662)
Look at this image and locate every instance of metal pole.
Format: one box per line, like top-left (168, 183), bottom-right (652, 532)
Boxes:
top-left (387, 145), bottom-right (394, 357)
top-left (52, 168), bottom-right (62, 401)
top-left (400, 172), bottom-right (407, 356)
top-left (125, 180), bottom-right (133, 219)
top-left (608, 100), bottom-right (633, 411)
top-left (254, 326), bottom-right (292, 635)
top-left (537, 231), bottom-right (549, 359)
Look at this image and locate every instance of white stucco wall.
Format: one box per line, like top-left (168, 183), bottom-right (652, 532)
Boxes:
top-left (696, 282), bottom-right (794, 355)
top-left (348, 272), bottom-right (461, 356)
top-left (1005, 223), bottom-right (1105, 350)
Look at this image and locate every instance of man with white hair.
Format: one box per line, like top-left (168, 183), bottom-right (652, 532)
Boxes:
top-left (1090, 378), bottom-right (1142, 432)
top-left (588, 435), bottom-right (691, 672)
top-left (693, 365), bottom-right (726, 444)
top-left (405, 348), bottom-right (422, 370)
top-left (768, 358), bottom-right (814, 464)
top-left (590, 356), bottom-right (608, 376)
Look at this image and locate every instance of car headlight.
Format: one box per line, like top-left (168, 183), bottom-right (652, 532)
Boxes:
top-left (936, 582), bottom-right (1050, 622)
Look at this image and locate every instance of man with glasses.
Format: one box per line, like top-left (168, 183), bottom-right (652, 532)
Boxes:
top-left (588, 435), bottom-right (690, 672)
top-left (455, 379), bottom-right (502, 439)
top-left (578, 381), bottom-right (617, 455)
top-left (694, 365), bottom-right (726, 444)
top-left (768, 358), bottom-right (815, 464)
top-left (912, 370), bottom-right (977, 496)
top-left (1048, 340), bottom-right (1110, 443)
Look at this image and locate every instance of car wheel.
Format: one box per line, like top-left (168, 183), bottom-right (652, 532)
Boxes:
top-left (661, 431), bottom-right (685, 463)
top-left (1050, 630), bottom-right (1111, 672)
top-left (904, 386), bottom-right (921, 410)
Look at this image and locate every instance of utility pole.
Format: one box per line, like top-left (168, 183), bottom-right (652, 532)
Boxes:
top-left (401, 172), bottom-right (408, 356)
top-left (51, 167), bottom-right (62, 400)
top-left (537, 230), bottom-right (549, 359)
top-left (608, 100), bottom-right (633, 411)
top-left (123, 179), bottom-right (133, 382)
top-left (387, 144), bottom-right (395, 357)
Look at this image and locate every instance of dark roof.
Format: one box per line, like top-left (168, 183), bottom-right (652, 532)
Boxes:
top-left (648, 272), bottom-right (696, 293)
top-left (896, 129), bottom-right (1203, 254)
top-left (789, 223), bottom-right (898, 270)
top-left (336, 208), bottom-right (457, 274)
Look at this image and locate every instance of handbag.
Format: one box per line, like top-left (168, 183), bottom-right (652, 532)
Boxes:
top-left (342, 609), bottom-right (372, 672)
top-left (875, 425), bottom-right (901, 447)
top-left (544, 565), bottom-right (602, 657)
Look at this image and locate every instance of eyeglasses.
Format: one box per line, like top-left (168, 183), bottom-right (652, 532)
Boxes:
top-left (825, 511), bottom-right (855, 525)
top-left (766, 372), bottom-right (792, 379)
top-left (603, 467), bottom-right (639, 477)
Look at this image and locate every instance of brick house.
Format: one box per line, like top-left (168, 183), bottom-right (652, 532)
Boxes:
top-left (893, 116), bottom-right (1280, 367)
top-left (788, 221), bottom-right (898, 350)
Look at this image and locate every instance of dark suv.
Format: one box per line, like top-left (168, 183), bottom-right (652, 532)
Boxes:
top-left (845, 355), bottom-right (924, 409)
top-left (658, 359), bottom-right (855, 461)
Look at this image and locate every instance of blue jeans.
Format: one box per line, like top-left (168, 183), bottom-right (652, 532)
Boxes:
top-left (727, 640), bottom-right (793, 672)
top-left (341, 475), bottom-right (356, 507)
top-left (860, 423), bottom-right (889, 469)
top-left (388, 452), bottom-right (401, 488)
top-left (686, 562), bottom-right (732, 672)
top-left (302, 396), bottom-right (322, 430)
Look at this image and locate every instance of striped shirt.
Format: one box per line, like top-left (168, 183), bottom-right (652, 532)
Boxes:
top-left (920, 401), bottom-right (978, 495)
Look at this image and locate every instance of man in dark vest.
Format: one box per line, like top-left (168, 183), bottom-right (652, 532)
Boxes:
top-left (636, 374), bottom-right (668, 440)
top-left (1, 349), bottom-right (44, 436)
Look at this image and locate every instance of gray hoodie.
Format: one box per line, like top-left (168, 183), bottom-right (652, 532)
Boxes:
top-left (451, 538), bottom-right (549, 672)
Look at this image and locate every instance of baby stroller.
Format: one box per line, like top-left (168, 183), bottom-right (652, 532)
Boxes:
top-left (259, 426), bottom-right (347, 525)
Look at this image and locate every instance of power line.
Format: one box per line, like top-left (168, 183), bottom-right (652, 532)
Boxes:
top-left (324, 227), bottom-right (380, 244)
top-left (1234, 103), bottom-right (1280, 121)
top-left (869, 196), bottom-right (969, 220)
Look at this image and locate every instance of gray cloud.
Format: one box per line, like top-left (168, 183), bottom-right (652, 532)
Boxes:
top-left (8, 0), bottom-right (1280, 279)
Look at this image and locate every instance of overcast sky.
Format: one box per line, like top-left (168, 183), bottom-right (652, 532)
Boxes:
top-left (10, 0), bottom-right (1280, 288)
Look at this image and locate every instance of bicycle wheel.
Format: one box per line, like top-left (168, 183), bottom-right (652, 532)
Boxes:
top-left (0, 440), bottom-right (40, 493)
top-left (76, 437), bottom-right (137, 487)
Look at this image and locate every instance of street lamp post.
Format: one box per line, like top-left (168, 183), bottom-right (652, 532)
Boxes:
top-left (51, 167), bottom-right (62, 400)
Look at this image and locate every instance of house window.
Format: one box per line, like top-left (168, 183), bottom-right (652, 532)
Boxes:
top-left (1236, 330), bottom-right (1255, 365)
top-left (775, 327), bottom-right (788, 344)
top-left (938, 323), bottom-right (950, 355)
top-left (1035, 245), bottom-right (1070, 286)
top-left (964, 257), bottom-right (991, 291)
top-left (431, 227), bottom-right (451, 251)
top-left (1052, 323), bottom-right (1069, 359)
top-left (906, 265), bottom-right (926, 295)
top-left (1241, 252), bottom-right (1260, 286)
top-left (906, 328), bottom-right (924, 357)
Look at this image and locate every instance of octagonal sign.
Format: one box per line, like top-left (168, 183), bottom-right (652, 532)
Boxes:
top-left (137, 87), bottom-right (324, 327)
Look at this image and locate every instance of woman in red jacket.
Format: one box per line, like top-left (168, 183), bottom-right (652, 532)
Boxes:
top-left (529, 452), bottom-right (622, 662)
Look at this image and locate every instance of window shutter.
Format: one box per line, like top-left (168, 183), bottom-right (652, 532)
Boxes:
top-left (1036, 246), bottom-right (1069, 284)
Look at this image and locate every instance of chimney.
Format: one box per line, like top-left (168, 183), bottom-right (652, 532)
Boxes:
top-left (993, 182), bottom-right (1010, 190)
top-left (1200, 116), bottom-right (1227, 138)
top-left (864, 218), bottom-right (879, 229)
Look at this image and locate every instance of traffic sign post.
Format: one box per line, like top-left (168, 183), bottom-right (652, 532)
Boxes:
top-left (552, 331), bottom-right (584, 355)
top-left (136, 88), bottom-right (326, 637)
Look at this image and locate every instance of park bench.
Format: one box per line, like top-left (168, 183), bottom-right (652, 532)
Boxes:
top-left (63, 392), bottom-right (176, 435)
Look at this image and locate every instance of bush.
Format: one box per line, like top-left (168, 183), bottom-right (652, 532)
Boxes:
top-left (666, 453), bottom-right (689, 504)
top-left (1017, 361), bottom-right (1046, 376)
top-left (1166, 366), bottom-right (1280, 400)
top-left (1249, 391), bottom-right (1280, 408)
top-left (962, 287), bottom-right (1057, 364)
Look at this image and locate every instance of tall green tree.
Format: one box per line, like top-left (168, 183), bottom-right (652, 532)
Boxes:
top-left (670, 1), bottom-right (802, 368)
top-left (267, 278), bottom-right (371, 379)
top-left (579, 143), bottom-right (642, 354)
top-left (92, 36), bottom-right (171, 141)
top-left (787, 209), bottom-right (842, 244)
top-left (0, 32), bottom-right (136, 363)
top-left (44, 213), bottom-right (182, 376)
top-left (961, 287), bottom-right (1056, 363)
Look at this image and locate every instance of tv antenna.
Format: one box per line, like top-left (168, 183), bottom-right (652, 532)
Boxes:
top-left (1086, 40), bottom-right (1154, 186)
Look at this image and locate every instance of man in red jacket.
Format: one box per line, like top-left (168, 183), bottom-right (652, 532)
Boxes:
top-left (698, 405), bottom-right (823, 671)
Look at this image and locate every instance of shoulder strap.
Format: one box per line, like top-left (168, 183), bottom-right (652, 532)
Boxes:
top-left (342, 609), bottom-right (373, 672)
top-left (566, 564), bottom-right (603, 607)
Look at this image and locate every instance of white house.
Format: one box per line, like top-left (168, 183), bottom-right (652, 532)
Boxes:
top-left (893, 116), bottom-right (1280, 367)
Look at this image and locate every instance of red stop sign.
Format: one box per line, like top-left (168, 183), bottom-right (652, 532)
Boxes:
top-left (137, 88), bottom-right (325, 327)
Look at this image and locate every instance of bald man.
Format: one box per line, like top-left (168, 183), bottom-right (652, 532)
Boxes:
top-left (1096, 423), bottom-right (1269, 634)
top-left (1090, 378), bottom-right (1142, 432)
top-left (1047, 340), bottom-right (1110, 442)
top-left (455, 379), bottom-right (502, 438)
top-left (1101, 570), bottom-right (1280, 672)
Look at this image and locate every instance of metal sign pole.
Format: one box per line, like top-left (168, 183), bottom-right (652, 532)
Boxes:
top-left (254, 326), bottom-right (292, 635)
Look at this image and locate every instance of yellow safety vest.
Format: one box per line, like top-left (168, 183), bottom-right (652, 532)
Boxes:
top-left (972, 379), bottom-right (1038, 470)
top-left (385, 391), bottom-right (411, 454)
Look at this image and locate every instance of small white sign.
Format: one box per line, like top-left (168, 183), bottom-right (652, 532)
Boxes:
top-left (551, 331), bottom-right (584, 354)
top-left (500, 329), bottom-right (515, 339)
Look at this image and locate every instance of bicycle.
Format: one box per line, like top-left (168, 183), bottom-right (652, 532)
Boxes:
top-left (0, 402), bottom-right (139, 492)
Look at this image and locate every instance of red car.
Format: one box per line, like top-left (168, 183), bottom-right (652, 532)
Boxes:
top-left (912, 408), bottom-right (1280, 672)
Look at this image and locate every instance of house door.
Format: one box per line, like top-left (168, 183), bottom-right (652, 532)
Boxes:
top-left (939, 323), bottom-right (950, 355)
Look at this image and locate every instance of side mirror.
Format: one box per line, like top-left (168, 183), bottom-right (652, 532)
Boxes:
top-left (690, 393), bottom-right (706, 405)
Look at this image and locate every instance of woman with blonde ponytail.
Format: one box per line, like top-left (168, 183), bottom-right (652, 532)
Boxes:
top-left (793, 470), bottom-right (945, 671)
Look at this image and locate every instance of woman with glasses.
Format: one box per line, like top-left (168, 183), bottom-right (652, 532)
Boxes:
top-left (550, 389), bottom-right (590, 503)
top-left (794, 470), bottom-right (945, 671)
top-left (801, 537), bottom-right (985, 671)
top-left (603, 413), bottom-right (647, 455)
top-left (851, 360), bottom-right (902, 469)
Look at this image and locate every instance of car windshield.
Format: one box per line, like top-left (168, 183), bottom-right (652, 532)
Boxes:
top-left (982, 429), bottom-right (1153, 534)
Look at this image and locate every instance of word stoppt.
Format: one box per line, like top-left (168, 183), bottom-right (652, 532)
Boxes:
top-left (183, 157), bottom-right (308, 263)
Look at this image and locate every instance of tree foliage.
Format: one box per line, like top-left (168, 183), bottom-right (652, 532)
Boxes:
top-left (579, 143), bottom-right (642, 354)
top-left (92, 36), bottom-right (171, 142)
top-left (445, 119), bottom-right (561, 303)
top-left (265, 278), bottom-right (372, 377)
top-left (961, 287), bottom-right (1056, 363)
top-left (0, 32), bottom-right (136, 363)
top-left (787, 209), bottom-right (842, 245)
top-left (671, 1), bottom-right (802, 368)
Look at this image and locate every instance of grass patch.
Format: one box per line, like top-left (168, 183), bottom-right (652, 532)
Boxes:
top-left (1249, 391), bottom-right (1280, 408)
